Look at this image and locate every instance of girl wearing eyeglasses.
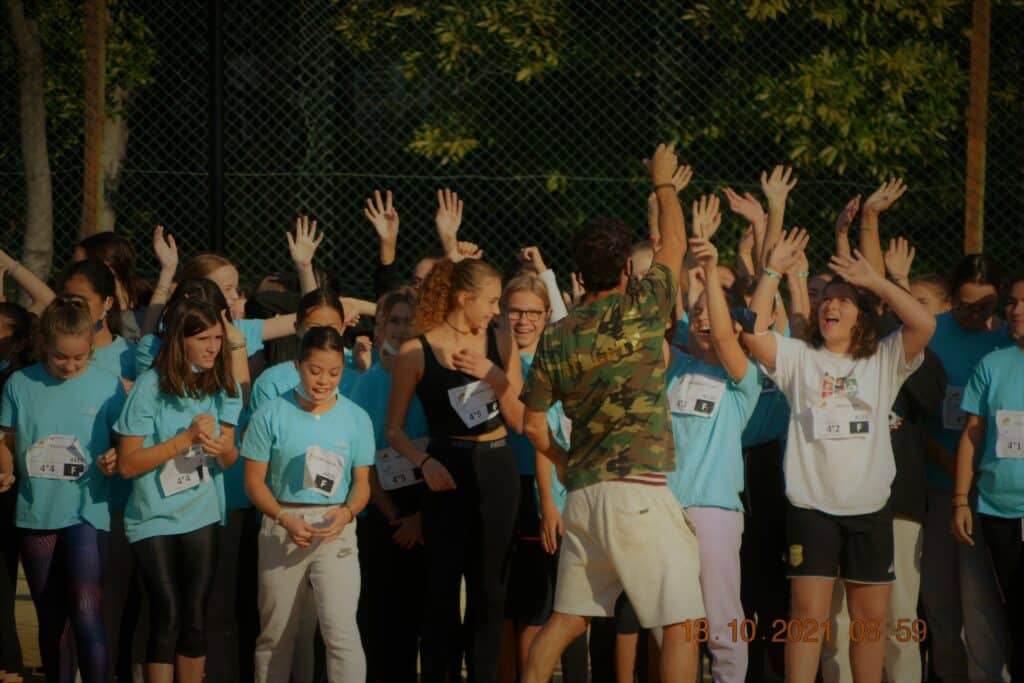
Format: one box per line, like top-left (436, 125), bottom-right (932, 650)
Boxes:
top-left (498, 274), bottom-right (585, 683)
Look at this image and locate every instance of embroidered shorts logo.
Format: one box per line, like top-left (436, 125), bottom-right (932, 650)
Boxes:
top-left (789, 544), bottom-right (804, 568)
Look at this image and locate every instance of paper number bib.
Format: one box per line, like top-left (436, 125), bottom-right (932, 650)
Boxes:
top-left (375, 438), bottom-right (428, 491)
top-left (26, 435), bottom-right (88, 481)
top-left (811, 397), bottom-right (873, 440)
top-left (995, 410), bottom-right (1024, 459)
top-left (448, 381), bottom-right (499, 429)
top-left (304, 446), bottom-right (345, 497)
top-left (159, 444), bottom-right (209, 497)
top-left (668, 374), bottom-right (727, 418)
top-left (943, 386), bottom-right (967, 431)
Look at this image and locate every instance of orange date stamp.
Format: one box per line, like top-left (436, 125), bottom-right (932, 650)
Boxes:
top-left (680, 618), bottom-right (927, 643)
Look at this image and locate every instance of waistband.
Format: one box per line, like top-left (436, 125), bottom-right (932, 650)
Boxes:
top-left (441, 437), bottom-right (508, 450)
top-left (612, 472), bottom-right (668, 487)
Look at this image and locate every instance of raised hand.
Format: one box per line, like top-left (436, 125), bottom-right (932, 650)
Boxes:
top-left (863, 178), bottom-right (907, 215)
top-left (723, 187), bottom-right (766, 227)
top-left (287, 216), bottom-right (324, 269)
top-left (828, 250), bottom-right (885, 289)
top-left (884, 237), bottom-right (916, 283)
top-left (448, 241), bottom-right (483, 263)
top-left (691, 194), bottom-right (722, 240)
top-left (760, 165), bottom-right (798, 207)
top-left (648, 143), bottom-right (679, 186)
top-left (363, 190), bottom-right (399, 243)
top-left (153, 225), bottom-right (179, 271)
top-left (221, 310), bottom-right (246, 347)
top-left (519, 246), bottom-right (548, 274)
top-left (435, 188), bottom-right (464, 249)
top-left (767, 228), bottom-right (811, 275)
top-left (835, 196), bottom-right (861, 238)
top-left (688, 237), bottom-right (719, 271)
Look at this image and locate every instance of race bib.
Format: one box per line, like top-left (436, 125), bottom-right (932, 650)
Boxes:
top-left (811, 397), bottom-right (873, 440)
top-left (375, 438), bottom-right (428, 491)
top-left (995, 410), bottom-right (1024, 459)
top-left (668, 373), bottom-right (727, 418)
top-left (159, 444), bottom-right (209, 497)
top-left (304, 445), bottom-right (344, 497)
top-left (26, 435), bottom-right (88, 481)
top-left (943, 386), bottom-right (967, 431)
top-left (447, 381), bottom-right (499, 429)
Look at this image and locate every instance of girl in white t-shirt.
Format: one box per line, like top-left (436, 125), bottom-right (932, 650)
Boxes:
top-left (743, 229), bottom-right (935, 683)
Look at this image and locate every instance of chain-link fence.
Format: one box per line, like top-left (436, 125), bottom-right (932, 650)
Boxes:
top-left (4, 1), bottom-right (1024, 301)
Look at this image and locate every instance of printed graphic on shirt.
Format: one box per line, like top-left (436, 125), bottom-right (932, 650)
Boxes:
top-left (821, 373), bottom-right (859, 400)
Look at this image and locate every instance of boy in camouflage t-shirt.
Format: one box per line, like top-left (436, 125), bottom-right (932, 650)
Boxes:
top-left (521, 145), bottom-right (705, 683)
top-left (523, 262), bottom-right (677, 488)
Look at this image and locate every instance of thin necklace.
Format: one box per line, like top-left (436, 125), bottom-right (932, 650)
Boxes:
top-left (445, 318), bottom-right (470, 335)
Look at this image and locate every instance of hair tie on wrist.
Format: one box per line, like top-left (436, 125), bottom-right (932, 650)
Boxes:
top-left (420, 454), bottom-right (433, 469)
top-left (653, 183), bottom-right (676, 192)
top-left (797, 271), bottom-right (810, 278)
top-left (763, 268), bottom-right (783, 281)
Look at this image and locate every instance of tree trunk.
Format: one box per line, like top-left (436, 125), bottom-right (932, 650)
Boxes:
top-left (964, 0), bottom-right (990, 254)
top-left (100, 86), bottom-right (129, 232)
top-left (5, 0), bottom-right (54, 288)
top-left (81, 0), bottom-right (107, 237)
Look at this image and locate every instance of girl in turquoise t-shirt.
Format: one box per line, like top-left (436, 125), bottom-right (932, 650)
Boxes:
top-left (115, 297), bottom-right (244, 683)
top-left (952, 274), bottom-right (1024, 679)
top-left (242, 326), bottom-right (372, 682)
top-left (0, 297), bottom-right (126, 683)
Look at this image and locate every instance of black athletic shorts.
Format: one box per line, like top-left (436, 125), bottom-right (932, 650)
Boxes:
top-left (785, 500), bottom-right (894, 584)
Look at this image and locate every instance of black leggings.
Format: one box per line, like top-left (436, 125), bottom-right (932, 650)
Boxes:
top-left (132, 524), bottom-right (218, 664)
top-left (980, 514), bottom-right (1024, 681)
top-left (0, 488), bottom-right (23, 675)
top-left (420, 438), bottom-right (519, 683)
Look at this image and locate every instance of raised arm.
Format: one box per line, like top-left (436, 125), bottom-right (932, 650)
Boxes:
top-left (650, 144), bottom-right (688, 283)
top-left (364, 189), bottom-right (402, 297)
top-left (859, 178), bottom-right (907, 276)
top-left (141, 225), bottom-right (178, 336)
top-left (0, 247), bottom-right (55, 315)
top-left (520, 246), bottom-right (569, 324)
top-left (884, 237), bottom-right (916, 292)
top-left (785, 243), bottom-right (811, 338)
top-left (759, 165), bottom-right (798, 267)
top-left (646, 164), bottom-right (692, 252)
top-left (834, 195), bottom-right (860, 260)
top-left (287, 216), bottom-right (324, 295)
top-left (743, 228), bottom-right (810, 371)
top-left (435, 188), bottom-right (464, 259)
top-left (690, 230), bottom-right (748, 382)
top-left (723, 186), bottom-right (767, 273)
top-left (828, 249), bottom-right (936, 360)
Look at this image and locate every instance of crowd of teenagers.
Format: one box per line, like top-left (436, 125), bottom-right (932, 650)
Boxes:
top-left (0, 142), bottom-right (1022, 683)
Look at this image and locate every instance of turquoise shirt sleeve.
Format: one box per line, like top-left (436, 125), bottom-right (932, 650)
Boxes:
top-left (236, 319), bottom-right (265, 357)
top-left (240, 405), bottom-right (272, 463)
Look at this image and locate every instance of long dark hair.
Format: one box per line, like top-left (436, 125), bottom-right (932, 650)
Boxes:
top-left (154, 298), bottom-right (238, 399)
top-left (58, 258), bottom-right (123, 336)
top-left (77, 232), bottom-right (146, 309)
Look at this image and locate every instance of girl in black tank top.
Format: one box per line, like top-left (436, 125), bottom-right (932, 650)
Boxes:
top-left (385, 255), bottom-right (525, 683)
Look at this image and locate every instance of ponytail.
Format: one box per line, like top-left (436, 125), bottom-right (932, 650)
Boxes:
top-left (412, 259), bottom-right (456, 334)
top-left (411, 258), bottom-right (501, 335)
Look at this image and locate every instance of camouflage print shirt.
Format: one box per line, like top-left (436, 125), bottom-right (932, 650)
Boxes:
top-left (522, 263), bottom-right (677, 490)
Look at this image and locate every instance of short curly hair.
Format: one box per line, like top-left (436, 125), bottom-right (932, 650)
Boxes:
top-left (570, 217), bottom-right (633, 293)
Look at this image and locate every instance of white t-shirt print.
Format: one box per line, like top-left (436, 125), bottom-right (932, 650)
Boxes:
top-left (765, 330), bottom-right (924, 516)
